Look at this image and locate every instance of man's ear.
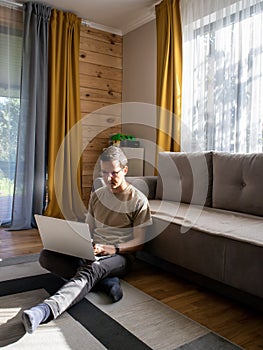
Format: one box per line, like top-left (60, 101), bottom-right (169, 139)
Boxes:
top-left (123, 165), bottom-right (128, 175)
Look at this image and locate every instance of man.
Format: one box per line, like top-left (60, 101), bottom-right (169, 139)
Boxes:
top-left (22, 146), bottom-right (152, 333)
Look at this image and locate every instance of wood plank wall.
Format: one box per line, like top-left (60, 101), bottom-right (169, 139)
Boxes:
top-left (79, 26), bottom-right (123, 207)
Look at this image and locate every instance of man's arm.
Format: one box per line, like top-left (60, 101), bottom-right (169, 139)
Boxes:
top-left (93, 226), bottom-right (146, 256)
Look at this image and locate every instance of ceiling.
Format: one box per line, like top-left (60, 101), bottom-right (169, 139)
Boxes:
top-left (21, 0), bottom-right (161, 35)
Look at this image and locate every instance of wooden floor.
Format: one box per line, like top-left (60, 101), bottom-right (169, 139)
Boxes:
top-left (0, 227), bottom-right (263, 350)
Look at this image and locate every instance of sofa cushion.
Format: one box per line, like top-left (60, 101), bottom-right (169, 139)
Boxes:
top-left (149, 200), bottom-right (263, 247)
top-left (155, 152), bottom-right (213, 206)
top-left (213, 152), bottom-right (263, 216)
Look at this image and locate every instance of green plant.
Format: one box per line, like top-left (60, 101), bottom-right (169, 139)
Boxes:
top-left (110, 133), bottom-right (135, 141)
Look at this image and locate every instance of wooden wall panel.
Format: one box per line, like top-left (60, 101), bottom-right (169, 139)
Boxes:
top-left (80, 70), bottom-right (122, 94)
top-left (79, 62), bottom-right (122, 81)
top-left (79, 26), bottom-right (122, 207)
top-left (80, 86), bottom-right (121, 104)
top-left (80, 27), bottom-right (122, 45)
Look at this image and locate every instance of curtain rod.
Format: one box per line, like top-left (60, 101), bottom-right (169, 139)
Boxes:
top-left (0, 0), bottom-right (23, 7)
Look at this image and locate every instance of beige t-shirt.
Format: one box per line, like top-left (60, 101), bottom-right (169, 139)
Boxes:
top-left (87, 184), bottom-right (152, 245)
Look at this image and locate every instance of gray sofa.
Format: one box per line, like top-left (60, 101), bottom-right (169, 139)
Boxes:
top-left (94, 152), bottom-right (263, 310)
top-left (94, 151), bottom-right (263, 309)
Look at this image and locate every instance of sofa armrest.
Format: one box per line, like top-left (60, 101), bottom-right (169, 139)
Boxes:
top-left (126, 176), bottom-right (157, 199)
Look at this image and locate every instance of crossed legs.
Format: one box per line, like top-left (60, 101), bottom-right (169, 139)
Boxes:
top-left (22, 249), bottom-right (131, 333)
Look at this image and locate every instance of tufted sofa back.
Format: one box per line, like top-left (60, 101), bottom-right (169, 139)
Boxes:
top-left (155, 151), bottom-right (213, 207)
top-left (212, 152), bottom-right (263, 216)
top-left (92, 151), bottom-right (263, 217)
top-left (155, 151), bottom-right (263, 217)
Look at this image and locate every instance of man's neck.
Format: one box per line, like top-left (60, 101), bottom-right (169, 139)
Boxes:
top-left (111, 180), bottom-right (129, 193)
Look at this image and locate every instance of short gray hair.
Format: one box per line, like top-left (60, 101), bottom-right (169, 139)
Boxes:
top-left (100, 146), bottom-right (128, 167)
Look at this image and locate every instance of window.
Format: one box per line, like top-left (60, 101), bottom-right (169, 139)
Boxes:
top-left (0, 4), bottom-right (23, 224)
top-left (180, 0), bottom-right (263, 153)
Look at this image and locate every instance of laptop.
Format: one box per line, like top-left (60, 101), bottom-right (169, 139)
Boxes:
top-left (35, 214), bottom-right (111, 261)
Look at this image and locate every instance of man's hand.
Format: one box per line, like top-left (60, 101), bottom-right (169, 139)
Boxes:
top-left (93, 244), bottom-right (116, 256)
top-left (93, 227), bottom-right (146, 256)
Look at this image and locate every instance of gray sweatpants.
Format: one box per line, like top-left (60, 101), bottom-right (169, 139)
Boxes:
top-left (39, 249), bottom-right (131, 319)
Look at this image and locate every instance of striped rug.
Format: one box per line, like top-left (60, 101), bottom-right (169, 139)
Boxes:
top-left (0, 255), bottom-right (244, 349)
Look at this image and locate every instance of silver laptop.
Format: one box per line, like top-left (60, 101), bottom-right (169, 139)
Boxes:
top-left (35, 214), bottom-right (97, 260)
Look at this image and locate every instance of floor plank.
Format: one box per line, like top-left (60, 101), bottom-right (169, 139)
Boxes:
top-left (0, 228), bottom-right (42, 259)
top-left (124, 260), bottom-right (263, 350)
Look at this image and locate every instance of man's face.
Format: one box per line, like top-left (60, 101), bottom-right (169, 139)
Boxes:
top-left (100, 160), bottom-right (128, 192)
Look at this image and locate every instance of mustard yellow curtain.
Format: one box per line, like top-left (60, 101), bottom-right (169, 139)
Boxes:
top-left (156, 0), bottom-right (182, 152)
top-left (45, 10), bottom-right (84, 220)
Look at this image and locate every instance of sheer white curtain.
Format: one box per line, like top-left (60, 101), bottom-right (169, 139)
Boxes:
top-left (180, 0), bottom-right (263, 153)
top-left (0, 3), bottom-right (23, 225)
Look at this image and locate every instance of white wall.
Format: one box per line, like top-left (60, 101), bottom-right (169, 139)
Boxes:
top-left (122, 19), bottom-right (157, 175)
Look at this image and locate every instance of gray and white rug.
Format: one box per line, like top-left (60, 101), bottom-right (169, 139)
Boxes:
top-left (0, 255), bottom-right (244, 349)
